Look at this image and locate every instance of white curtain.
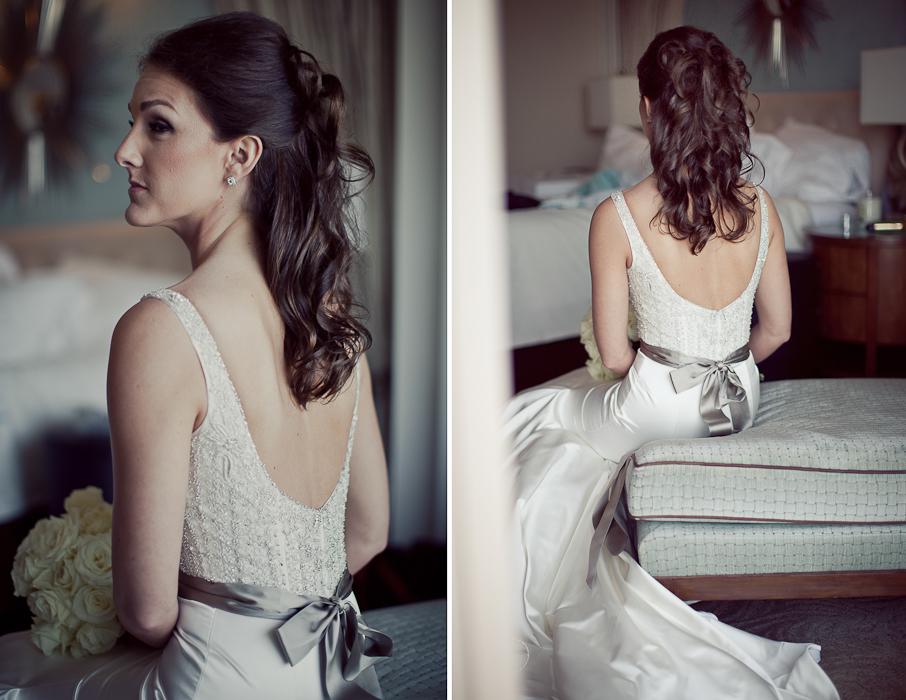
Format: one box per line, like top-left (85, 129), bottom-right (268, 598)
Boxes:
top-left (616, 0), bottom-right (685, 74)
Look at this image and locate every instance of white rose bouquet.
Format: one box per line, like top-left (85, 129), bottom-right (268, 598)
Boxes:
top-left (579, 305), bottom-right (640, 381)
top-left (10, 486), bottom-right (124, 657)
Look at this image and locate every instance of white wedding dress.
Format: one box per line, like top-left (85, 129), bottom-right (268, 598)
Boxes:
top-left (0, 288), bottom-right (390, 699)
top-left (505, 188), bottom-right (841, 699)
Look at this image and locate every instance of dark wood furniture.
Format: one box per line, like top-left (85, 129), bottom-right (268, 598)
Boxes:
top-left (657, 570), bottom-right (906, 601)
top-left (809, 226), bottom-right (906, 376)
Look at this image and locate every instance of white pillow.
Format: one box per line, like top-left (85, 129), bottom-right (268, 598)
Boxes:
top-left (773, 118), bottom-right (870, 203)
top-left (748, 130), bottom-right (793, 196)
top-left (0, 256), bottom-right (180, 368)
top-left (0, 244), bottom-right (21, 285)
top-left (54, 255), bottom-right (182, 354)
top-left (0, 272), bottom-right (94, 367)
top-left (597, 124), bottom-right (652, 185)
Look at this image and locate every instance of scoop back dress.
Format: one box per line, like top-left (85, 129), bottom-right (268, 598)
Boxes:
top-left (505, 187), bottom-right (841, 699)
top-left (0, 287), bottom-right (390, 699)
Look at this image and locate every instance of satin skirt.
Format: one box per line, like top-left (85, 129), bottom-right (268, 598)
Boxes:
top-left (504, 350), bottom-right (840, 700)
top-left (0, 589), bottom-right (379, 699)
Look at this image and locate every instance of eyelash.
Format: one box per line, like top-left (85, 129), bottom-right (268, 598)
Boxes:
top-left (127, 119), bottom-right (171, 134)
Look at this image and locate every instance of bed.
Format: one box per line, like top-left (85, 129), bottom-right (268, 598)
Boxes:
top-left (508, 89), bottom-right (899, 389)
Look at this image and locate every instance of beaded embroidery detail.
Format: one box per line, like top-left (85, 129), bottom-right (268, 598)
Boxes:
top-left (610, 186), bottom-right (770, 360)
top-left (141, 288), bottom-right (361, 597)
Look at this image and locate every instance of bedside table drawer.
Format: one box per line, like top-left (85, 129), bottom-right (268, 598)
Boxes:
top-left (813, 243), bottom-right (866, 294)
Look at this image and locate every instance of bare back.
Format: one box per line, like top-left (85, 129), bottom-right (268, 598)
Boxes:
top-left (621, 178), bottom-right (763, 312)
top-left (171, 274), bottom-right (357, 510)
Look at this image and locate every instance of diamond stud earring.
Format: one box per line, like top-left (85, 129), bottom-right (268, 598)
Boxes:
top-left (226, 176), bottom-right (237, 186)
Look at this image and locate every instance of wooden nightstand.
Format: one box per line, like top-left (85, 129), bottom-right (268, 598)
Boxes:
top-left (808, 225), bottom-right (906, 376)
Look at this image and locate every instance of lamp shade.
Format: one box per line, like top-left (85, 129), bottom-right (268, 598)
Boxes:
top-left (860, 46), bottom-right (906, 125)
top-left (585, 74), bottom-right (642, 130)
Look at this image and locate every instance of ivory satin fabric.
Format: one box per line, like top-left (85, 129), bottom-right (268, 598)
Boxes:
top-left (504, 351), bottom-right (841, 700)
top-left (0, 588), bottom-right (381, 699)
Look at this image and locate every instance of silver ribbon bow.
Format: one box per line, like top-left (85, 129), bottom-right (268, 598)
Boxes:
top-left (178, 569), bottom-right (392, 699)
top-left (640, 340), bottom-right (752, 436)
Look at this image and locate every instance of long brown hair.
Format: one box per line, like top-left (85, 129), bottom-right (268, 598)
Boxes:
top-left (140, 12), bottom-right (373, 408)
top-left (637, 25), bottom-right (762, 254)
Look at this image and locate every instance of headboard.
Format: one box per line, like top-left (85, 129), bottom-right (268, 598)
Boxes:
top-left (587, 80), bottom-right (898, 195)
top-left (747, 89), bottom-right (896, 195)
top-left (0, 218), bottom-right (191, 274)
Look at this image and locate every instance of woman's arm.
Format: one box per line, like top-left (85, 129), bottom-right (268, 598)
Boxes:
top-left (345, 353), bottom-right (390, 575)
top-left (589, 197), bottom-right (636, 375)
top-left (750, 189), bottom-right (792, 364)
top-left (107, 298), bottom-right (201, 647)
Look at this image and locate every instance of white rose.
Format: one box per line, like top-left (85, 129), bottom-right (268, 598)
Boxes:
top-left (19, 516), bottom-right (80, 569)
top-left (75, 503), bottom-right (113, 535)
top-left (48, 555), bottom-right (82, 595)
top-left (11, 550), bottom-right (36, 596)
top-left (63, 486), bottom-right (104, 515)
top-left (71, 620), bottom-right (122, 657)
top-left (27, 588), bottom-right (74, 625)
top-left (71, 585), bottom-right (117, 625)
top-left (72, 534), bottom-right (113, 587)
top-left (579, 306), bottom-right (639, 382)
top-left (30, 619), bottom-right (74, 657)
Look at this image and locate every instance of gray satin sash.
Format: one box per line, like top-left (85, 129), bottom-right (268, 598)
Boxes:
top-left (639, 340), bottom-right (752, 437)
top-left (177, 569), bottom-right (392, 699)
top-left (586, 341), bottom-right (753, 588)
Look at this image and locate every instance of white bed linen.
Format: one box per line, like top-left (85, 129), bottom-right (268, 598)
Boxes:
top-left (508, 195), bottom-right (819, 348)
top-left (0, 257), bottom-right (180, 523)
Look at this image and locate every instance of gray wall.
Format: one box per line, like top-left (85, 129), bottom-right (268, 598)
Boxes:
top-left (0, 0), bottom-right (215, 227)
top-left (684, 0), bottom-right (906, 92)
top-left (502, 0), bottom-right (610, 189)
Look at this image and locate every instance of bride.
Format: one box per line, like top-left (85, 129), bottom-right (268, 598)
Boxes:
top-left (0, 12), bottom-right (391, 699)
top-left (505, 26), bottom-right (840, 699)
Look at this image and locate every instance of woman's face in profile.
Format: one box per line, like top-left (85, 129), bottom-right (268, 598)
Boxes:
top-left (115, 66), bottom-right (227, 229)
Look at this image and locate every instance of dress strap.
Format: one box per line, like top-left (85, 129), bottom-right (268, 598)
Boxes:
top-left (140, 288), bottom-right (232, 432)
top-left (342, 359), bottom-right (363, 472)
top-left (610, 190), bottom-right (645, 264)
top-left (754, 185), bottom-right (771, 279)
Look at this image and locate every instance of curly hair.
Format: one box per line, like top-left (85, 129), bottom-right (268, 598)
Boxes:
top-left (637, 25), bottom-right (762, 255)
top-left (140, 11), bottom-right (373, 408)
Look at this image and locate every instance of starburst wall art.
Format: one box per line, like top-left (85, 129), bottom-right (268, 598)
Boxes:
top-left (0, 0), bottom-right (120, 204)
top-left (735, 0), bottom-right (830, 87)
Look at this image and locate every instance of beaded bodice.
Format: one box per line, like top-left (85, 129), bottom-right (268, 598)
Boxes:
top-left (610, 186), bottom-right (770, 360)
top-left (141, 288), bottom-right (359, 598)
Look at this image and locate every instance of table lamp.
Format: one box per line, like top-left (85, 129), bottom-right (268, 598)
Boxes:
top-left (861, 46), bottom-right (906, 216)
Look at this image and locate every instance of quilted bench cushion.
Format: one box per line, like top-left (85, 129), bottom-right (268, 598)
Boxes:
top-left (363, 599), bottom-right (446, 700)
top-left (635, 520), bottom-right (906, 577)
top-left (626, 378), bottom-right (906, 524)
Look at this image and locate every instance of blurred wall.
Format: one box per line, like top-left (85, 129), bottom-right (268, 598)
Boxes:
top-left (502, 0), bottom-right (613, 191)
top-left (685, 0), bottom-right (906, 92)
top-left (389, 0), bottom-right (447, 546)
top-left (0, 0), bottom-right (216, 226)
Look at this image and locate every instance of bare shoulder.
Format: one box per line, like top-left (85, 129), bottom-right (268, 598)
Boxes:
top-left (108, 295), bottom-right (200, 399)
top-left (589, 194), bottom-right (631, 267)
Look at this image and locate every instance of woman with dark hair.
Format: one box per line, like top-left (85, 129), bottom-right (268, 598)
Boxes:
top-left (0, 11), bottom-right (391, 699)
top-left (505, 26), bottom-right (839, 699)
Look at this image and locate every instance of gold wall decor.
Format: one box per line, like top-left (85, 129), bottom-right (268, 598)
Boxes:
top-left (0, 0), bottom-right (119, 204)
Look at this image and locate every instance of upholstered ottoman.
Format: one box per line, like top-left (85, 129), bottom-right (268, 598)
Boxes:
top-left (625, 378), bottom-right (906, 600)
top-left (364, 599), bottom-right (447, 699)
